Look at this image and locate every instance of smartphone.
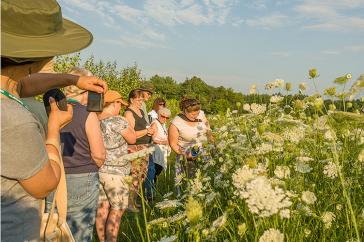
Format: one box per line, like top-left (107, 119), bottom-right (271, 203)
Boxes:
top-left (43, 89), bottom-right (68, 116)
top-left (87, 91), bottom-right (104, 112)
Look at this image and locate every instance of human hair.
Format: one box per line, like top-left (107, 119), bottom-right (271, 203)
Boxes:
top-left (179, 97), bottom-right (201, 113)
top-left (152, 97), bottom-right (166, 111)
top-left (128, 89), bottom-right (144, 103)
top-left (68, 67), bottom-right (93, 77)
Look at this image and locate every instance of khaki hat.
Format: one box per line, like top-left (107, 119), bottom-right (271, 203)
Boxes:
top-left (1, 0), bottom-right (93, 61)
top-left (158, 107), bottom-right (171, 117)
top-left (104, 90), bottom-right (128, 106)
top-left (136, 81), bottom-right (154, 94)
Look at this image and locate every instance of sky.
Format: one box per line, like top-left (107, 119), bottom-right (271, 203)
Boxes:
top-left (58, 0), bottom-right (364, 94)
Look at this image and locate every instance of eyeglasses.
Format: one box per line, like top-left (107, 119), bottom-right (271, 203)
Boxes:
top-left (159, 103), bottom-right (166, 106)
top-left (160, 115), bottom-right (169, 119)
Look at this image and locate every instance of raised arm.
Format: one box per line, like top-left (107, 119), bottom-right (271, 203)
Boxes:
top-left (18, 73), bottom-right (108, 97)
top-left (85, 112), bottom-right (106, 167)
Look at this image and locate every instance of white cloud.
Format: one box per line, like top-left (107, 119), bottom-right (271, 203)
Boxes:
top-left (295, 0), bottom-right (364, 31)
top-left (113, 4), bottom-right (146, 24)
top-left (320, 50), bottom-right (340, 55)
top-left (271, 52), bottom-right (291, 57)
top-left (245, 14), bottom-right (288, 29)
top-left (344, 44), bottom-right (364, 52)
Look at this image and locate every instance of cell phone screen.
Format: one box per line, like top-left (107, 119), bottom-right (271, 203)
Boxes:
top-left (87, 91), bottom-right (104, 112)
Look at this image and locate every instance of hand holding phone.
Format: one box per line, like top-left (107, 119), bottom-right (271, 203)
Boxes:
top-left (43, 89), bottom-right (68, 116)
top-left (87, 91), bottom-right (104, 112)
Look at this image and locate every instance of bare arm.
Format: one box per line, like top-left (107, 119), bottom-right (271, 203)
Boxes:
top-left (121, 125), bottom-right (137, 144)
top-left (86, 112), bottom-right (106, 167)
top-left (168, 124), bottom-right (182, 155)
top-left (19, 100), bottom-right (73, 199)
top-left (152, 122), bottom-right (168, 145)
top-left (18, 73), bottom-right (107, 97)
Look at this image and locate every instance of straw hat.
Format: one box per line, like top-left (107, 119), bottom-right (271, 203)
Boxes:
top-left (1, 0), bottom-right (93, 61)
top-left (104, 90), bottom-right (128, 106)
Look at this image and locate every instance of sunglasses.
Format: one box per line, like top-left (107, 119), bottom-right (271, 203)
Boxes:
top-left (160, 115), bottom-right (170, 119)
top-left (159, 103), bottom-right (166, 106)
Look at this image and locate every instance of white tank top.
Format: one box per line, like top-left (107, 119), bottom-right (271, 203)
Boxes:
top-left (152, 120), bottom-right (168, 142)
top-left (171, 110), bottom-right (208, 151)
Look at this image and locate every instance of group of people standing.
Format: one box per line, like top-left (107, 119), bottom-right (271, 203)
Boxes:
top-left (0, 0), bottom-right (214, 241)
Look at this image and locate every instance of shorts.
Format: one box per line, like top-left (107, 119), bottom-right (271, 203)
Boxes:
top-left (98, 172), bottom-right (130, 210)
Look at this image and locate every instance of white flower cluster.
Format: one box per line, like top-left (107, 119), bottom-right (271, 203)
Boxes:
top-left (243, 103), bottom-right (267, 115)
top-left (282, 126), bottom-right (306, 144)
top-left (358, 149), bottom-right (364, 162)
top-left (323, 161), bottom-right (338, 178)
top-left (324, 129), bottom-right (337, 141)
top-left (238, 176), bottom-right (292, 217)
top-left (295, 157), bottom-right (313, 174)
top-left (265, 79), bottom-right (284, 90)
top-left (270, 95), bottom-right (284, 103)
top-left (249, 84), bottom-right (257, 94)
top-left (274, 165), bottom-right (291, 179)
top-left (259, 228), bottom-right (284, 242)
top-left (155, 199), bottom-right (183, 210)
top-left (321, 211), bottom-right (336, 228)
top-left (210, 213), bottom-right (227, 232)
top-left (301, 191), bottom-right (317, 205)
top-left (232, 165), bottom-right (266, 190)
top-left (157, 235), bottom-right (178, 242)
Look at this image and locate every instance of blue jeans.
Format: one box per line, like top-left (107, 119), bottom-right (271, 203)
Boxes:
top-left (144, 155), bottom-right (155, 198)
top-left (46, 172), bottom-right (99, 242)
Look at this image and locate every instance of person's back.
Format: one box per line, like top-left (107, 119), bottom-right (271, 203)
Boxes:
top-left (1, 99), bottom-right (48, 242)
top-left (61, 102), bottom-right (98, 173)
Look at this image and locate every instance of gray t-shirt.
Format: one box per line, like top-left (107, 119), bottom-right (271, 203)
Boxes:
top-left (1, 99), bottom-right (48, 242)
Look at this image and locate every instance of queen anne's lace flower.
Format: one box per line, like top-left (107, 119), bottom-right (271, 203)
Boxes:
top-left (259, 228), bottom-right (284, 242)
top-left (321, 211), bottom-right (336, 228)
top-left (301, 191), bottom-right (317, 205)
top-left (323, 161), bottom-right (338, 178)
top-left (239, 176), bottom-right (292, 217)
top-left (274, 166), bottom-right (290, 179)
top-left (155, 199), bottom-right (183, 210)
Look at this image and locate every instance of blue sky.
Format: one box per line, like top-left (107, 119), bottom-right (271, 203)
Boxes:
top-left (59, 0), bottom-right (364, 94)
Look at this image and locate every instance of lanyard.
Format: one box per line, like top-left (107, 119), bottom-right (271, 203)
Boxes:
top-left (0, 88), bottom-right (29, 111)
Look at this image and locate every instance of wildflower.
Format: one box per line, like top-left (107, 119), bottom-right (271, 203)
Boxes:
top-left (259, 228), bottom-right (284, 242)
top-left (275, 79), bottom-right (284, 88)
top-left (148, 217), bottom-right (167, 226)
top-left (301, 191), bottom-right (317, 205)
top-left (309, 68), bottom-right (318, 79)
top-left (304, 228), bottom-right (311, 237)
top-left (321, 211), bottom-right (336, 228)
top-left (279, 209), bottom-right (291, 219)
top-left (166, 212), bottom-right (186, 223)
top-left (323, 161), bottom-right (338, 178)
top-left (299, 82), bottom-right (306, 91)
top-left (243, 103), bottom-right (251, 112)
top-left (239, 176), bottom-right (292, 217)
top-left (285, 82), bottom-right (292, 91)
top-left (274, 166), bottom-right (290, 179)
top-left (336, 204), bottom-right (343, 211)
top-left (293, 100), bottom-right (305, 110)
top-left (324, 86), bottom-right (336, 96)
top-left (334, 75), bottom-right (350, 85)
top-left (324, 129), bottom-right (337, 141)
top-left (155, 199), bottom-right (183, 210)
top-left (313, 97), bottom-right (324, 110)
top-left (185, 196), bottom-right (203, 224)
top-left (250, 103), bottom-right (267, 115)
top-left (297, 203), bottom-right (313, 216)
top-left (346, 73), bottom-right (352, 79)
top-left (238, 223), bottom-right (247, 236)
top-left (157, 235), bottom-right (177, 242)
top-left (210, 213), bottom-right (227, 232)
top-left (295, 161), bottom-right (312, 173)
top-left (236, 102), bottom-right (241, 107)
top-left (270, 95), bottom-right (284, 103)
top-left (346, 102), bottom-right (353, 108)
top-left (329, 104), bottom-right (336, 111)
top-left (249, 85), bottom-right (257, 94)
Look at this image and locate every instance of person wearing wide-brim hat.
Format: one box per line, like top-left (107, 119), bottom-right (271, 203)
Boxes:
top-left (1, 0), bottom-right (107, 241)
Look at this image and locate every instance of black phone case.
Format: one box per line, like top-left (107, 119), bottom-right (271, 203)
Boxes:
top-left (87, 92), bottom-right (104, 112)
top-left (43, 89), bottom-right (68, 116)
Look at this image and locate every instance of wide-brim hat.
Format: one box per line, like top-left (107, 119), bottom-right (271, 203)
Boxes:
top-left (1, 0), bottom-right (93, 61)
top-left (104, 90), bottom-right (129, 106)
top-left (136, 81), bottom-right (154, 94)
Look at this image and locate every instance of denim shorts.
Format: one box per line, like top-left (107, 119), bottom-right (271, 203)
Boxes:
top-left (46, 172), bottom-right (99, 242)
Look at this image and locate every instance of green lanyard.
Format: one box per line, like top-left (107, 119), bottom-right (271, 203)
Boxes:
top-left (0, 88), bottom-right (29, 111)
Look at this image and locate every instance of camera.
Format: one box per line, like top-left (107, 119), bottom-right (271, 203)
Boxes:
top-left (43, 89), bottom-right (68, 116)
top-left (190, 145), bottom-right (200, 157)
top-left (87, 91), bottom-right (104, 112)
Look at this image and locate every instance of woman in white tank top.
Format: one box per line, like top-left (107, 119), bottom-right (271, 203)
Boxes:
top-left (168, 98), bottom-right (214, 196)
